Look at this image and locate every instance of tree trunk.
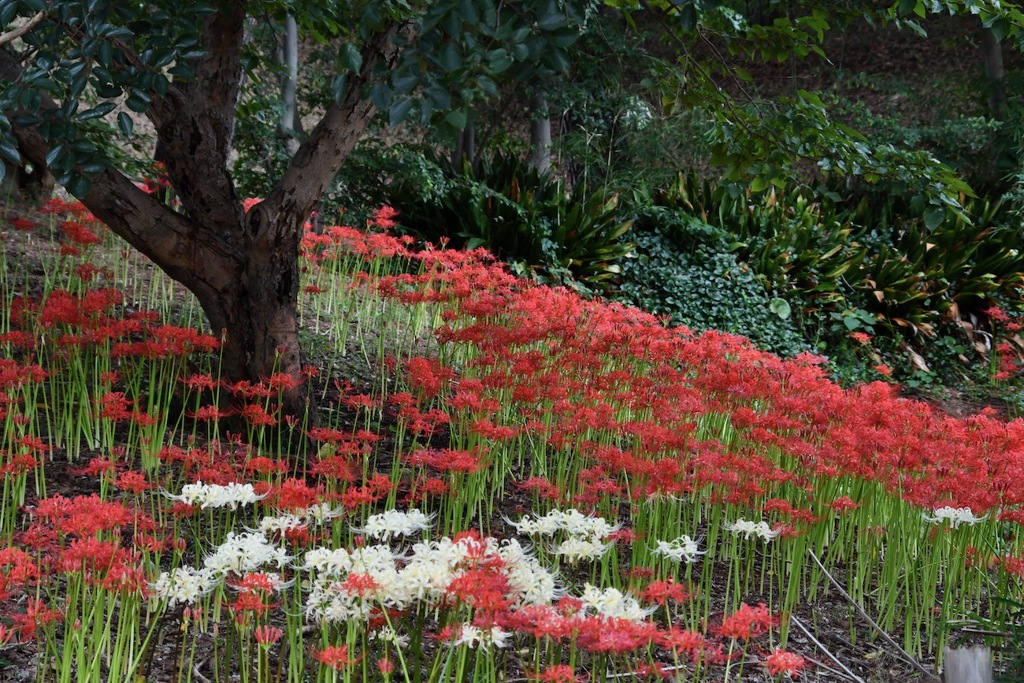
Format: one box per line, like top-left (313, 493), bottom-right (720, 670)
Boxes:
top-left (278, 15), bottom-right (303, 157)
top-left (452, 120), bottom-right (476, 170)
top-left (528, 91), bottom-right (552, 174)
top-left (980, 26), bottom-right (1007, 120)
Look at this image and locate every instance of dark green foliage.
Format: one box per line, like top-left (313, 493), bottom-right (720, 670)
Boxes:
top-left (617, 206), bottom-right (809, 358)
top-left (657, 172), bottom-right (866, 316)
top-left (654, 172), bottom-right (1024, 343)
top-left (339, 143), bottom-right (634, 291)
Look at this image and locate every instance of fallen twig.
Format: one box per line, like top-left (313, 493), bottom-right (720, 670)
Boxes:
top-left (791, 614), bottom-right (867, 683)
top-left (808, 550), bottom-right (940, 681)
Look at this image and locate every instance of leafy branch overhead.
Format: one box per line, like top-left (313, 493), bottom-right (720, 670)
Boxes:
top-left (607, 0), bottom-right (1024, 217)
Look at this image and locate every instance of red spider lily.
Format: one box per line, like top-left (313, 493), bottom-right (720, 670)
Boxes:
top-left (640, 579), bottom-right (692, 606)
top-left (309, 454), bottom-right (358, 483)
top-left (372, 205), bottom-right (399, 229)
top-left (264, 372), bottom-right (302, 392)
top-left (98, 391), bottom-right (134, 421)
top-left (445, 569), bottom-right (512, 614)
top-left (242, 456), bottom-right (289, 477)
top-left (342, 572), bottom-right (380, 597)
top-left (253, 625), bottom-right (283, 645)
top-left (230, 591), bottom-right (275, 622)
top-left (10, 596), bottom-right (63, 640)
top-left (577, 615), bottom-right (660, 653)
top-left (657, 625), bottom-right (706, 659)
top-left (764, 648), bottom-right (807, 677)
top-left (404, 448), bottom-right (484, 474)
top-left (718, 603), bottom-right (777, 641)
top-left (999, 555), bottom-right (1024, 577)
top-left (377, 657), bottom-right (395, 675)
top-left (404, 476), bottom-right (448, 504)
top-left (33, 494), bottom-right (132, 538)
top-left (315, 644), bottom-right (360, 670)
top-left (115, 470), bottom-right (151, 494)
top-left (515, 476), bottom-right (562, 503)
top-left (133, 532), bottom-right (169, 553)
top-left (0, 548), bottom-right (39, 600)
top-left (240, 403), bottom-right (278, 427)
top-left (344, 393), bottom-right (376, 411)
top-left (270, 478), bottom-right (323, 512)
top-left (192, 404), bottom-right (231, 422)
top-left (184, 373), bottom-right (218, 392)
top-left (8, 216), bottom-right (35, 230)
top-left (60, 219), bottom-right (102, 245)
top-left (830, 496), bottom-right (860, 513)
top-left (405, 356), bottom-right (453, 398)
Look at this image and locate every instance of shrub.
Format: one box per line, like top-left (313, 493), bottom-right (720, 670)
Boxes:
top-left (617, 206), bottom-right (808, 358)
top-left (339, 144), bottom-right (635, 292)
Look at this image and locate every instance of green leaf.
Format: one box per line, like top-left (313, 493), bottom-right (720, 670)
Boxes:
top-left (439, 43), bottom-right (462, 72)
top-left (66, 173), bottom-right (91, 198)
top-left (990, 17), bottom-right (1012, 42)
top-left (0, 141), bottom-right (21, 165)
top-left (390, 98), bottom-right (414, 127)
top-left (923, 206), bottom-right (946, 230)
top-left (338, 43), bottom-right (362, 73)
top-left (117, 112), bottom-right (133, 136)
top-left (45, 144), bottom-right (64, 169)
top-left (331, 74), bottom-right (347, 103)
top-left (78, 102), bottom-right (117, 121)
top-left (445, 109), bottom-right (467, 130)
top-left (769, 298), bottom-right (791, 320)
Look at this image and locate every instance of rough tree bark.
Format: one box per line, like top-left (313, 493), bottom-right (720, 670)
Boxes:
top-left (1, 4), bottom-right (407, 419)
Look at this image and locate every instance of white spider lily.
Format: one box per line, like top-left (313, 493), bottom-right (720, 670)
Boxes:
top-left (165, 481), bottom-right (265, 510)
top-left (652, 535), bottom-right (704, 563)
top-left (726, 518), bottom-right (781, 542)
top-left (923, 506), bottom-right (987, 528)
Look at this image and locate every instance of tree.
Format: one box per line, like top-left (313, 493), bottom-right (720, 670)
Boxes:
top-left (0, 0), bottom-right (582, 416)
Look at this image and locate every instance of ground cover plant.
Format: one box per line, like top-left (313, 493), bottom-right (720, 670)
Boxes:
top-left (2, 196), bottom-right (1024, 683)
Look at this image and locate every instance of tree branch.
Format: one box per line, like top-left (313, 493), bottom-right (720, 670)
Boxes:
top-left (259, 21), bottom-right (411, 226)
top-left (0, 47), bottom-right (241, 307)
top-left (0, 11), bottom-right (43, 48)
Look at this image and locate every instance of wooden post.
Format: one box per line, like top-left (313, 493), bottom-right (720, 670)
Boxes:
top-left (943, 646), bottom-right (992, 683)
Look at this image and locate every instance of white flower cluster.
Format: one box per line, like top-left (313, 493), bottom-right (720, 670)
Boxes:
top-left (726, 518), bottom-right (780, 542)
top-left (579, 583), bottom-right (654, 623)
top-left (652, 535), bottom-right (704, 564)
top-left (510, 508), bottom-right (617, 539)
top-left (354, 508), bottom-right (433, 541)
top-left (258, 504), bottom-right (342, 535)
top-left (149, 566), bottom-right (218, 607)
top-left (453, 623), bottom-right (512, 650)
top-left (304, 545), bottom-right (401, 622)
top-left (509, 509), bottom-right (617, 564)
top-left (150, 527), bottom-right (294, 606)
top-left (204, 532), bottom-right (292, 574)
top-left (167, 481), bottom-right (265, 510)
top-left (923, 506), bottom-right (987, 528)
top-left (303, 534), bottom-right (558, 625)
